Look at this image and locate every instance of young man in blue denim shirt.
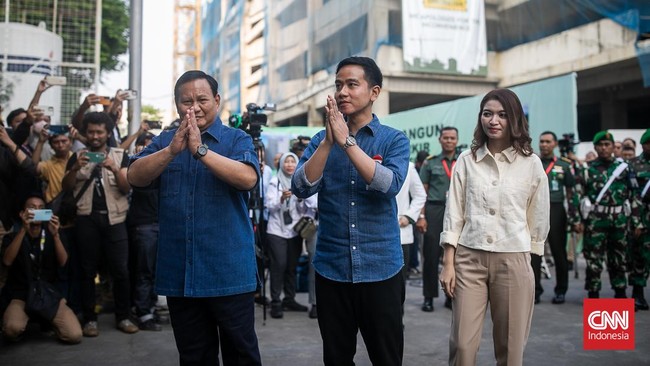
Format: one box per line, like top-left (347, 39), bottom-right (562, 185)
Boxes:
top-left (292, 57), bottom-right (410, 366)
top-left (128, 71), bottom-right (261, 365)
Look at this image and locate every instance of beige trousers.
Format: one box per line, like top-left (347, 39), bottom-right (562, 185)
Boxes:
top-left (449, 245), bottom-right (534, 366)
top-left (2, 298), bottom-right (82, 344)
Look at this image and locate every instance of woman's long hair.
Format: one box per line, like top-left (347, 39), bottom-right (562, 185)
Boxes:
top-left (470, 89), bottom-right (533, 158)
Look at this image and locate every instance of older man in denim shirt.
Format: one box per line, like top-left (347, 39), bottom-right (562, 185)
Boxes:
top-left (128, 71), bottom-right (261, 366)
top-left (292, 57), bottom-right (410, 366)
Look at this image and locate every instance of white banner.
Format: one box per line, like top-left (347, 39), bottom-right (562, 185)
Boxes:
top-left (402, 0), bottom-right (487, 75)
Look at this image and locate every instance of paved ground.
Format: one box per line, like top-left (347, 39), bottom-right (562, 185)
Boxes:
top-left (1, 256), bottom-right (649, 366)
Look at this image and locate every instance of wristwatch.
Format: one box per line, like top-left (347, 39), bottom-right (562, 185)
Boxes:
top-left (342, 135), bottom-right (357, 150)
top-left (193, 144), bottom-right (209, 159)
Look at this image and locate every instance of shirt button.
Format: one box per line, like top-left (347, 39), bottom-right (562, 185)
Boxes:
top-left (492, 181), bottom-right (498, 186)
top-left (487, 237), bottom-right (493, 244)
top-left (352, 246), bottom-right (357, 250)
top-left (351, 202), bottom-right (355, 206)
top-left (499, 157), bottom-right (505, 162)
top-left (351, 224), bottom-right (356, 228)
top-left (489, 209), bottom-right (495, 215)
top-left (351, 180), bottom-right (355, 185)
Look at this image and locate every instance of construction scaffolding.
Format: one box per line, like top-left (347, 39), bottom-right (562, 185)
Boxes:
top-left (0, 0), bottom-right (101, 123)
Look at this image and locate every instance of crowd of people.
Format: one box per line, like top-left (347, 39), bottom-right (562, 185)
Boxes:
top-left (0, 58), bottom-right (648, 366)
top-left (0, 79), bottom-right (158, 343)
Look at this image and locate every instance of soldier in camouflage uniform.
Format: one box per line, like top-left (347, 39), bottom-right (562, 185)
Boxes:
top-left (534, 131), bottom-right (582, 304)
top-left (628, 128), bottom-right (650, 310)
top-left (581, 131), bottom-right (643, 298)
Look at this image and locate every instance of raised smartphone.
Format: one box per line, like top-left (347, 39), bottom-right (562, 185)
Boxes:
top-left (32, 209), bottom-right (53, 222)
top-left (48, 125), bottom-right (69, 135)
top-left (86, 151), bottom-right (106, 163)
top-left (45, 75), bottom-right (67, 86)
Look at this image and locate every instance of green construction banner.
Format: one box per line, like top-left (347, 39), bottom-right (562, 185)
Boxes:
top-left (382, 73), bottom-right (578, 159)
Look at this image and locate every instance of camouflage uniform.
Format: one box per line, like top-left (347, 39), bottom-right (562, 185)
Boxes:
top-left (628, 150), bottom-right (650, 308)
top-left (582, 157), bottom-right (642, 294)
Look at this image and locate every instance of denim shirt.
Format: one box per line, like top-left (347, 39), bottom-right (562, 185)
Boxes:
top-left (291, 115), bottom-right (410, 283)
top-left (130, 118), bottom-right (260, 297)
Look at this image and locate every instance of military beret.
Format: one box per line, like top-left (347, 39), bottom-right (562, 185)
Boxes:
top-left (593, 130), bottom-right (614, 145)
top-left (640, 128), bottom-right (650, 145)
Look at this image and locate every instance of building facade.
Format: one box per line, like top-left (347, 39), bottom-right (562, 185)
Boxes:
top-left (197, 0), bottom-right (650, 141)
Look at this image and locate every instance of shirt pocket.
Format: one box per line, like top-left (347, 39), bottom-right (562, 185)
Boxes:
top-left (161, 163), bottom-right (182, 197)
top-left (200, 165), bottom-right (227, 196)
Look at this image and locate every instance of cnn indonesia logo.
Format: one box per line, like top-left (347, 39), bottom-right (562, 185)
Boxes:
top-left (583, 299), bottom-right (635, 350)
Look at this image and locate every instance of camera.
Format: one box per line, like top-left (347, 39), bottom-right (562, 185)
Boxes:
top-left (558, 133), bottom-right (579, 156)
top-left (456, 143), bottom-right (468, 155)
top-left (228, 102), bottom-right (276, 140)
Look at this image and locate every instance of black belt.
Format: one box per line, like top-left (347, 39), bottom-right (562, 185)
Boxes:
top-left (427, 200), bottom-right (446, 206)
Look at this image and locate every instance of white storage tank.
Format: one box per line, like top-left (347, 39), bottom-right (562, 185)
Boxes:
top-left (1, 21), bottom-right (63, 124)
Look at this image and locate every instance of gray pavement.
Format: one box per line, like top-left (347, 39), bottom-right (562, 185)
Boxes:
top-left (1, 256), bottom-right (649, 365)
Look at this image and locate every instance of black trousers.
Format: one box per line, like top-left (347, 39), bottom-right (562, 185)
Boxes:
top-left (266, 234), bottom-right (303, 302)
top-left (167, 294), bottom-right (261, 366)
top-left (75, 213), bottom-right (130, 323)
top-left (423, 203), bottom-right (445, 298)
top-left (531, 203), bottom-right (569, 297)
top-left (316, 272), bottom-right (405, 366)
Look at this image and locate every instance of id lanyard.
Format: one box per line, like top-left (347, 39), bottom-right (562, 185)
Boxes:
top-left (442, 159), bottom-right (456, 179)
top-left (545, 157), bottom-right (559, 191)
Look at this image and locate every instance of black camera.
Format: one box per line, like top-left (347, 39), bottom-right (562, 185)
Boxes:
top-left (558, 133), bottom-right (579, 156)
top-left (228, 103), bottom-right (276, 140)
top-left (456, 143), bottom-right (468, 155)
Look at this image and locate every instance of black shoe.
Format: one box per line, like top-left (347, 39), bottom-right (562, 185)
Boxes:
top-left (421, 298), bottom-right (434, 312)
top-left (534, 295), bottom-right (540, 304)
top-left (139, 318), bottom-right (162, 331)
top-left (614, 288), bottom-right (627, 299)
top-left (634, 297), bottom-right (649, 311)
top-left (254, 295), bottom-right (271, 306)
top-left (282, 299), bottom-right (308, 312)
top-left (444, 297), bottom-right (453, 310)
top-left (588, 291), bottom-right (599, 299)
top-left (308, 305), bottom-right (318, 319)
top-left (552, 294), bottom-right (566, 304)
top-left (270, 302), bottom-right (283, 319)
top-left (567, 261), bottom-right (574, 271)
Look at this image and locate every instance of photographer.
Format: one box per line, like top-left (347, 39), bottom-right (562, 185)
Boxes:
top-left (1, 194), bottom-right (82, 344)
top-left (61, 112), bottom-right (136, 337)
top-left (32, 128), bottom-right (73, 204)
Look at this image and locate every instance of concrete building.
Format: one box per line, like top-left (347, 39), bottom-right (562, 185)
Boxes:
top-left (197, 0), bottom-right (649, 141)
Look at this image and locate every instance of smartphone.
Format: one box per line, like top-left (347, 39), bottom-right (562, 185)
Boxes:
top-left (98, 96), bottom-right (112, 106)
top-left (145, 120), bottom-right (162, 129)
top-left (48, 125), bottom-right (69, 135)
top-left (31, 209), bottom-right (53, 222)
top-left (86, 151), bottom-right (106, 163)
top-left (122, 89), bottom-right (137, 100)
top-left (34, 105), bottom-right (55, 115)
top-left (45, 75), bottom-right (67, 86)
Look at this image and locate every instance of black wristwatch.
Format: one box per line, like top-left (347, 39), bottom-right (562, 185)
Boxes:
top-left (342, 135), bottom-right (357, 150)
top-left (193, 144), bottom-right (209, 159)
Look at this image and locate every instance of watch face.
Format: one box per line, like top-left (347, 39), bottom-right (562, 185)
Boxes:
top-left (197, 144), bottom-right (208, 156)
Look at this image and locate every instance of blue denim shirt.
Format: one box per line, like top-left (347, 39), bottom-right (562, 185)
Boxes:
top-left (130, 118), bottom-right (260, 297)
top-left (291, 115), bottom-right (410, 283)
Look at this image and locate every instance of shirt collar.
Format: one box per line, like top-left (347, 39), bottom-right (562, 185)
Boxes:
top-left (475, 144), bottom-right (517, 163)
top-left (352, 114), bottom-right (380, 136)
top-left (202, 117), bottom-right (223, 142)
